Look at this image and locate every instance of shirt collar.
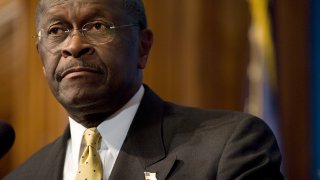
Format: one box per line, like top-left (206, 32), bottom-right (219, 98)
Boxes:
top-left (69, 86), bottom-right (144, 164)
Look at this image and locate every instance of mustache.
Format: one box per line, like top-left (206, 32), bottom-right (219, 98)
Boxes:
top-left (55, 61), bottom-right (105, 82)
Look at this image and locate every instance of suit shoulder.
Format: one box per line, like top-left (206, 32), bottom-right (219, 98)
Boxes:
top-left (4, 136), bottom-right (66, 180)
top-left (164, 102), bottom-right (264, 127)
top-left (162, 102), bottom-right (275, 144)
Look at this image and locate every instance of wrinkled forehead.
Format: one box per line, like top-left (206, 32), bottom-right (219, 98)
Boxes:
top-left (49, 0), bottom-right (122, 6)
top-left (40, 0), bottom-right (122, 7)
top-left (37, 0), bottom-right (129, 27)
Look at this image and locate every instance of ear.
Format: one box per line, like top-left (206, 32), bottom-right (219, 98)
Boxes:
top-left (35, 31), bottom-right (41, 53)
top-left (138, 29), bottom-right (153, 69)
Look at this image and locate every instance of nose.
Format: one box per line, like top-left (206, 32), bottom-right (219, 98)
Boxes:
top-left (61, 32), bottom-right (95, 58)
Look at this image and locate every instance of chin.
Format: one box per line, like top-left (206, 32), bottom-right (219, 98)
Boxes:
top-left (58, 90), bottom-right (103, 108)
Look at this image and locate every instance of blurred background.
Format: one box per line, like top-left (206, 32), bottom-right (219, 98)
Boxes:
top-left (0, 0), bottom-right (315, 179)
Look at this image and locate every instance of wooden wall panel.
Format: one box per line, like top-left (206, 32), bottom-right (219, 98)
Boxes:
top-left (0, 0), bottom-right (67, 177)
top-left (0, 0), bottom-right (312, 179)
top-left (0, 17), bottom-right (15, 178)
top-left (274, 0), bottom-right (311, 179)
top-left (144, 0), bottom-right (250, 110)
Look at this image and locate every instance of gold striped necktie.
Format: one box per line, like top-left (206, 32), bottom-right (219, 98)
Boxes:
top-left (76, 128), bottom-right (103, 180)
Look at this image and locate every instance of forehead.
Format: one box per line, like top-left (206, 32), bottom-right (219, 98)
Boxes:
top-left (39, 0), bottom-right (126, 25)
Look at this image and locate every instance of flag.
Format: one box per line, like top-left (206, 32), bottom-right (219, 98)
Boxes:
top-left (311, 0), bottom-right (320, 179)
top-left (245, 0), bottom-right (283, 171)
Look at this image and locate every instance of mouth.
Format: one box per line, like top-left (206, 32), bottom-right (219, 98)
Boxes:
top-left (58, 66), bottom-right (103, 81)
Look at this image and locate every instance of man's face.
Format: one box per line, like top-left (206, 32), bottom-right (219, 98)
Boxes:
top-left (37, 0), bottom-right (152, 119)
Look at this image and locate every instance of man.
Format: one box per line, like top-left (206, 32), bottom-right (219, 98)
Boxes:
top-left (5, 0), bottom-right (284, 179)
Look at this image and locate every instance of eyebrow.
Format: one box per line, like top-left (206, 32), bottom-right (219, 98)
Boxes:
top-left (41, 16), bottom-right (68, 29)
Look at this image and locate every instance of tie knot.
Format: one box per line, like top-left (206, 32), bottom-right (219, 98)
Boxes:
top-left (83, 128), bottom-right (101, 148)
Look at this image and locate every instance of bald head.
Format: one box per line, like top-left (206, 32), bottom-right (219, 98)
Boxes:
top-left (35, 0), bottom-right (147, 31)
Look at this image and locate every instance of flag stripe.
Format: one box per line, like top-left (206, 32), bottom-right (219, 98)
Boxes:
top-left (246, 0), bottom-right (284, 173)
top-left (311, 0), bottom-right (320, 179)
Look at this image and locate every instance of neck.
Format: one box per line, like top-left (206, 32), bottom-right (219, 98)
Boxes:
top-left (69, 112), bottom-right (112, 128)
top-left (66, 84), bottom-right (143, 128)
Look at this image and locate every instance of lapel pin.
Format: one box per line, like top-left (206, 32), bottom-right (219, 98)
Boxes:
top-left (144, 172), bottom-right (157, 180)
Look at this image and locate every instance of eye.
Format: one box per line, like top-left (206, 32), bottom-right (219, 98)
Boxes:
top-left (93, 23), bottom-right (105, 30)
top-left (47, 26), bottom-right (68, 36)
top-left (84, 21), bottom-right (113, 32)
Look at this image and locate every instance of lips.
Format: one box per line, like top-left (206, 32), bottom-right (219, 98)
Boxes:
top-left (59, 66), bottom-right (103, 80)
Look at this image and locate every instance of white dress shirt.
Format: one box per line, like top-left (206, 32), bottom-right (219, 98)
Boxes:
top-left (63, 86), bottom-right (144, 180)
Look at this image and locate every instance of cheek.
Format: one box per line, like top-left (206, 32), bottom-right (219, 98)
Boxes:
top-left (39, 51), bottom-right (60, 84)
top-left (99, 46), bottom-right (137, 71)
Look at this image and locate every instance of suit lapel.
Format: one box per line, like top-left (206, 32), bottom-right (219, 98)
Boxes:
top-left (109, 86), bottom-right (176, 180)
top-left (41, 126), bottom-right (70, 180)
top-left (145, 154), bottom-right (177, 180)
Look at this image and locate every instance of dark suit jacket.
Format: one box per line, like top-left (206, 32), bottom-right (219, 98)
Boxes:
top-left (5, 86), bottom-right (283, 180)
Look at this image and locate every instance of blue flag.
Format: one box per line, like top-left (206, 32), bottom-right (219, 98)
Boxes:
top-left (311, 0), bottom-right (320, 179)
